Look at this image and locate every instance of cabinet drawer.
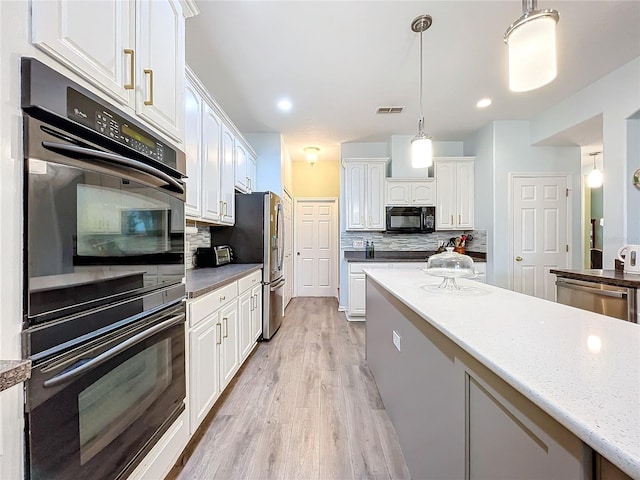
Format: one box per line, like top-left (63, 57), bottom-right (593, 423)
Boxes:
top-left (348, 263), bottom-right (391, 274)
top-left (189, 281), bottom-right (238, 327)
top-left (238, 270), bottom-right (262, 293)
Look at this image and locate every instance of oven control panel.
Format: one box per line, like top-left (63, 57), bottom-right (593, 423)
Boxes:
top-left (66, 87), bottom-right (176, 170)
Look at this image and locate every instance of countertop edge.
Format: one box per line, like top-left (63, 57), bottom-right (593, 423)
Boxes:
top-left (0, 360), bottom-right (32, 392)
top-left (186, 264), bottom-right (263, 299)
top-left (551, 269), bottom-right (640, 289)
top-left (364, 270), bottom-right (640, 479)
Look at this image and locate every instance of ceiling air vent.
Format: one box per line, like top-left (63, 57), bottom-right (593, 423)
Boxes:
top-left (376, 106), bottom-right (404, 114)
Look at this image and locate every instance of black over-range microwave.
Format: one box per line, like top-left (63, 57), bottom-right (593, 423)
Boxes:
top-left (386, 206), bottom-right (435, 233)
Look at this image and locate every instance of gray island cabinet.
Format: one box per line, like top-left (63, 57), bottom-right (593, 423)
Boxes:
top-left (365, 269), bottom-right (638, 480)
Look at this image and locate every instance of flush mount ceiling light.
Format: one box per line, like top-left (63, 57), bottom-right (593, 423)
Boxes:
top-left (410, 14), bottom-right (433, 169)
top-left (504, 0), bottom-right (559, 92)
top-left (277, 98), bottom-right (292, 111)
top-left (304, 146), bottom-right (320, 166)
top-left (587, 151), bottom-right (603, 188)
top-left (476, 98), bottom-right (492, 108)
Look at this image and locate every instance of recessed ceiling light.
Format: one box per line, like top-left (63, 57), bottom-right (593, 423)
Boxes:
top-left (277, 99), bottom-right (292, 111)
top-left (476, 98), bottom-right (492, 108)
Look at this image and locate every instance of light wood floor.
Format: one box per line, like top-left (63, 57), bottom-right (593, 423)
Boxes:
top-left (167, 297), bottom-right (411, 480)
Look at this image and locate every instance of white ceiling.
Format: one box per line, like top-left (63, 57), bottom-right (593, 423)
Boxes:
top-left (186, 1), bottom-right (640, 163)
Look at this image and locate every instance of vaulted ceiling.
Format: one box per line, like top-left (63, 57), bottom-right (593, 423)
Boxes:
top-left (186, 1), bottom-right (640, 162)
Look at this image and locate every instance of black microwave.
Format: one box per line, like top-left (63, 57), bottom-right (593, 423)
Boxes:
top-left (385, 206), bottom-right (435, 233)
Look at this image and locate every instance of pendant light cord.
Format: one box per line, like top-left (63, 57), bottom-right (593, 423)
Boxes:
top-left (418, 29), bottom-right (424, 132)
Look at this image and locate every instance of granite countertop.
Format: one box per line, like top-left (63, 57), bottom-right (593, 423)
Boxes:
top-left (344, 250), bottom-right (487, 262)
top-left (186, 263), bottom-right (262, 299)
top-left (0, 360), bottom-right (32, 392)
top-left (551, 268), bottom-right (640, 289)
top-left (365, 268), bottom-right (639, 478)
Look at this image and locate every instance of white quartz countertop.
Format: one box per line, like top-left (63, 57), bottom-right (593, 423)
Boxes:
top-left (364, 268), bottom-right (640, 479)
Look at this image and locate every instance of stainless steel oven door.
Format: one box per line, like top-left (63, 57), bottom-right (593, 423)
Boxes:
top-left (25, 302), bottom-right (186, 480)
top-left (25, 116), bottom-right (185, 325)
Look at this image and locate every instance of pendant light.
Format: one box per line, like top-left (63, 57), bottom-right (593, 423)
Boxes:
top-left (504, 0), bottom-right (559, 92)
top-left (411, 14), bottom-right (433, 169)
top-left (587, 151), bottom-right (603, 188)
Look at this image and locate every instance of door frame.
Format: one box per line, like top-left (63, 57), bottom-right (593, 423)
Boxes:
top-left (293, 197), bottom-right (339, 298)
top-left (508, 173), bottom-right (572, 291)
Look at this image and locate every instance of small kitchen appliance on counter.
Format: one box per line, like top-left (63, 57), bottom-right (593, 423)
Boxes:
top-left (193, 245), bottom-right (234, 267)
top-left (617, 245), bottom-right (640, 274)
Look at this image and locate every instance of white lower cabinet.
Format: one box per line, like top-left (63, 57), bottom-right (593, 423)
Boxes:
top-left (188, 270), bottom-right (262, 435)
top-left (238, 270), bottom-right (262, 362)
top-left (347, 263), bottom-right (391, 319)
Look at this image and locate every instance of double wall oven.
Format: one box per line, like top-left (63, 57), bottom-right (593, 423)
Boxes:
top-left (21, 58), bottom-right (187, 480)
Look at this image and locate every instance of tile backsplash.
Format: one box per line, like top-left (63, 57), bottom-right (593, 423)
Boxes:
top-left (341, 230), bottom-right (487, 253)
top-left (185, 226), bottom-right (211, 269)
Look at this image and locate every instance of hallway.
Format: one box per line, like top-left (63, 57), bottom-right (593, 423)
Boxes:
top-left (168, 297), bottom-right (410, 480)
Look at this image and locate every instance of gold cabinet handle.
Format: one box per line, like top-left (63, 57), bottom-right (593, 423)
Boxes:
top-left (516, 256), bottom-right (523, 262)
top-left (216, 323), bottom-right (222, 345)
top-left (124, 49), bottom-right (135, 90)
top-left (224, 202), bottom-right (228, 215)
top-left (458, 214), bottom-right (461, 224)
top-left (250, 296), bottom-right (254, 311)
top-left (220, 295), bottom-right (226, 301)
top-left (143, 69), bottom-right (154, 105)
top-left (220, 200), bottom-right (224, 214)
top-left (223, 317), bottom-right (228, 338)
top-left (450, 215), bottom-right (454, 224)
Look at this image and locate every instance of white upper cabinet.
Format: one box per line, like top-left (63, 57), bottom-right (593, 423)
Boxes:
top-left (32, 0), bottom-right (185, 142)
top-left (135, 0), bottom-right (184, 141)
top-left (220, 125), bottom-right (236, 225)
top-left (435, 158), bottom-right (474, 230)
top-left (234, 142), bottom-right (257, 193)
top-left (234, 142), bottom-right (247, 192)
top-left (343, 158), bottom-right (389, 231)
top-left (185, 70), bottom-right (231, 225)
top-left (386, 178), bottom-right (436, 206)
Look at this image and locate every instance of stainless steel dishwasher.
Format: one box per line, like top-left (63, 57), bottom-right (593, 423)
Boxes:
top-left (556, 278), bottom-right (637, 322)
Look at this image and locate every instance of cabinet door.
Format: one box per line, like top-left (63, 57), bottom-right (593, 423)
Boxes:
top-left (412, 181), bottom-right (436, 206)
top-left (234, 141), bottom-right (248, 192)
top-left (345, 163), bottom-right (367, 230)
top-left (467, 373), bottom-right (586, 479)
top-left (189, 315), bottom-right (220, 433)
top-left (201, 103), bottom-right (222, 221)
top-left (251, 284), bottom-right (263, 341)
top-left (348, 273), bottom-right (366, 316)
top-left (238, 290), bottom-right (253, 362)
top-left (247, 153), bottom-right (257, 193)
top-left (219, 302), bottom-right (239, 389)
top-left (136, 0), bottom-right (184, 141)
top-left (220, 126), bottom-right (236, 225)
top-left (435, 161), bottom-right (456, 230)
top-left (456, 161), bottom-right (474, 229)
top-left (184, 78), bottom-right (202, 218)
top-left (367, 162), bottom-right (386, 229)
top-left (31, 0), bottom-right (135, 107)
top-left (386, 182), bottom-right (410, 206)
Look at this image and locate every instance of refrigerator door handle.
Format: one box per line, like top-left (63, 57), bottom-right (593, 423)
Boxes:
top-left (270, 278), bottom-right (286, 291)
top-left (275, 202), bottom-right (285, 271)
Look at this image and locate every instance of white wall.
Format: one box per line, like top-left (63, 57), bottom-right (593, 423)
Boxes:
top-left (245, 132), bottom-right (282, 193)
top-left (464, 121), bottom-right (581, 289)
top-left (529, 57), bottom-right (640, 266)
top-left (627, 116), bottom-right (640, 244)
top-left (464, 124), bottom-right (495, 283)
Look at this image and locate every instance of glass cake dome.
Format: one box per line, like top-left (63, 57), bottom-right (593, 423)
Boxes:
top-left (424, 247), bottom-right (476, 289)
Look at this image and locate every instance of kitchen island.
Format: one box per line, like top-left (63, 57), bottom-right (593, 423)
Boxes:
top-left (365, 268), bottom-right (639, 479)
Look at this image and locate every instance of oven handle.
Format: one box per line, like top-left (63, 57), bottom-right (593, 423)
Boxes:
top-left (41, 141), bottom-right (184, 194)
top-left (42, 314), bottom-right (184, 389)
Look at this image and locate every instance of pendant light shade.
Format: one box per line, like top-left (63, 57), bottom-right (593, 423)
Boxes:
top-left (411, 133), bottom-right (433, 168)
top-left (504, 1), bottom-right (559, 92)
top-left (411, 14), bottom-right (433, 169)
top-left (304, 146), bottom-right (320, 166)
top-left (587, 151), bottom-right (603, 188)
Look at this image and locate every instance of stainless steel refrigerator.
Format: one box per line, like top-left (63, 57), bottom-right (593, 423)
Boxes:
top-left (214, 192), bottom-right (285, 339)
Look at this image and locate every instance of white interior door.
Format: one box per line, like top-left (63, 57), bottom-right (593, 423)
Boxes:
top-left (295, 199), bottom-right (337, 297)
top-left (511, 175), bottom-right (569, 300)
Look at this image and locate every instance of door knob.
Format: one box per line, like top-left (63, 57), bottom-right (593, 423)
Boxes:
top-left (515, 256), bottom-right (523, 262)
top-left (297, 252), bottom-right (300, 256)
